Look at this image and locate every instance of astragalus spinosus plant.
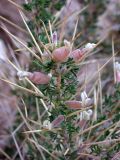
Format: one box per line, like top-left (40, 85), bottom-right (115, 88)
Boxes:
top-left (2, 2), bottom-right (120, 159)
top-left (16, 28), bottom-right (97, 159)
top-left (13, 16), bottom-right (120, 158)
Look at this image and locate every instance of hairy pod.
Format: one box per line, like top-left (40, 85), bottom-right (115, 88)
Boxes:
top-left (52, 46), bottom-right (70, 62)
top-left (65, 100), bottom-right (83, 109)
top-left (69, 49), bottom-right (84, 62)
top-left (52, 115), bottom-right (65, 128)
top-left (28, 72), bottom-right (51, 85)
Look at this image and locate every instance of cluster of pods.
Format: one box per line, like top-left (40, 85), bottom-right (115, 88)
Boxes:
top-left (17, 31), bottom-right (96, 85)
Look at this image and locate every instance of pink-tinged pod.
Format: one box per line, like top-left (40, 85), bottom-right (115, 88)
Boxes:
top-left (52, 46), bottom-right (70, 62)
top-left (28, 72), bottom-right (51, 84)
top-left (52, 115), bottom-right (65, 128)
top-left (116, 71), bottom-right (120, 83)
top-left (69, 49), bottom-right (84, 62)
top-left (65, 100), bottom-right (83, 110)
top-left (79, 119), bottom-right (87, 128)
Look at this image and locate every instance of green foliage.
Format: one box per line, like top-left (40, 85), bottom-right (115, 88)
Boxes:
top-left (23, 0), bottom-right (52, 23)
top-left (23, 0), bottom-right (66, 24)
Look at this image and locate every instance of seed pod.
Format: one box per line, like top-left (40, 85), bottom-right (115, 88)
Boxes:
top-left (52, 115), bottom-right (64, 128)
top-left (65, 100), bottom-right (83, 110)
top-left (52, 46), bottom-right (70, 62)
top-left (79, 119), bottom-right (87, 128)
top-left (28, 72), bottom-right (51, 84)
top-left (69, 49), bottom-right (84, 62)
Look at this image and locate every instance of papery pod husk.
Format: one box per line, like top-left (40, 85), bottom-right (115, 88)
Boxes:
top-left (69, 49), bottom-right (84, 62)
top-left (65, 100), bottom-right (83, 110)
top-left (79, 119), bottom-right (88, 129)
top-left (28, 71), bottom-right (51, 84)
top-left (52, 115), bottom-right (65, 128)
top-left (52, 46), bottom-right (70, 62)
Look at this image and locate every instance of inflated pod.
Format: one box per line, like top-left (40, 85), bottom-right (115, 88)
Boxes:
top-left (28, 71), bottom-right (51, 85)
top-left (69, 49), bottom-right (84, 62)
top-left (52, 115), bottom-right (65, 128)
top-left (65, 100), bottom-right (83, 110)
top-left (52, 46), bottom-right (70, 62)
